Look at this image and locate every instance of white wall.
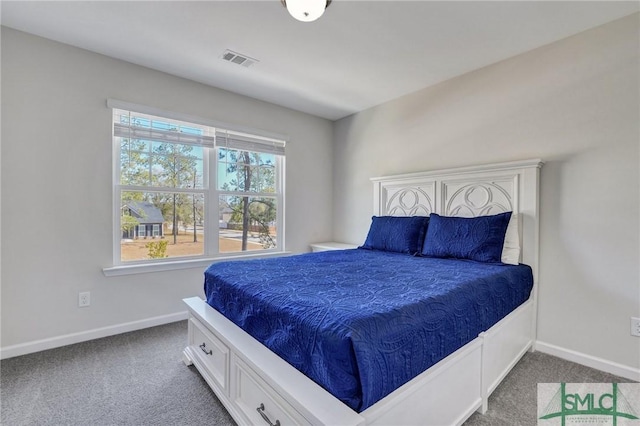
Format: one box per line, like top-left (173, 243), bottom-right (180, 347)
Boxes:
top-left (0, 28), bottom-right (334, 351)
top-left (333, 14), bottom-right (639, 372)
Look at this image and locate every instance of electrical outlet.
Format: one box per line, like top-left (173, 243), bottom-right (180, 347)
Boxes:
top-left (78, 292), bottom-right (90, 308)
top-left (631, 317), bottom-right (640, 337)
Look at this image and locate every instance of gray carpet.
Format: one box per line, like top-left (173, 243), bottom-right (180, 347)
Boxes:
top-left (1, 321), bottom-right (632, 426)
top-left (1, 321), bottom-right (235, 426)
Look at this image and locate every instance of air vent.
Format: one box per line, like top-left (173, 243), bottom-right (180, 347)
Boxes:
top-left (221, 50), bottom-right (259, 68)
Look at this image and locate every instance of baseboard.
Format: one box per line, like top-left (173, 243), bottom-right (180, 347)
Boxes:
top-left (0, 311), bottom-right (188, 360)
top-left (535, 340), bottom-right (640, 382)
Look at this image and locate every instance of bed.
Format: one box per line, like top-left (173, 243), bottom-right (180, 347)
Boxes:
top-left (183, 159), bottom-right (543, 426)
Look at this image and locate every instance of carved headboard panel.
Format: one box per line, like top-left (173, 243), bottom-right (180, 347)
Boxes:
top-left (443, 179), bottom-right (515, 217)
top-left (383, 183), bottom-right (435, 217)
top-left (371, 159), bottom-right (543, 280)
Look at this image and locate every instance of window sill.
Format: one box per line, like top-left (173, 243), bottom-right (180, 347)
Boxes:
top-left (102, 251), bottom-right (291, 277)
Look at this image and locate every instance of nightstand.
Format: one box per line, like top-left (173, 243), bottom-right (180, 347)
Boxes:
top-left (310, 242), bottom-right (358, 252)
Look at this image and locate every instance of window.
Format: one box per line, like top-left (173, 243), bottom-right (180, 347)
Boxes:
top-left (112, 102), bottom-right (285, 265)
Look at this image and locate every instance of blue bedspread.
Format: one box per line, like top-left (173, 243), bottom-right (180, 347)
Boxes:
top-left (204, 249), bottom-right (533, 412)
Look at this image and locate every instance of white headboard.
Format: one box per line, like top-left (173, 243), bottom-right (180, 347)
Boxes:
top-left (371, 159), bottom-right (543, 282)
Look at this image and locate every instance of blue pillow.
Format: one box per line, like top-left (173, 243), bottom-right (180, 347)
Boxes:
top-left (421, 212), bottom-right (512, 263)
top-left (360, 216), bottom-right (429, 255)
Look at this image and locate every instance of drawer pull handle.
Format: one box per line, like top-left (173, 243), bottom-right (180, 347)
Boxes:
top-left (257, 403), bottom-right (281, 426)
top-left (199, 342), bottom-right (212, 355)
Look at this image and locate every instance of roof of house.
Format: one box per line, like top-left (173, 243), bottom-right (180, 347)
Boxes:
top-left (123, 201), bottom-right (165, 224)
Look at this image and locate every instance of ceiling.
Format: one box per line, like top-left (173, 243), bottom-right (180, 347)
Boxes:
top-left (1, 1), bottom-right (638, 121)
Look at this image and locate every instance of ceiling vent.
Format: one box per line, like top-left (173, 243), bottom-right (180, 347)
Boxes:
top-left (221, 50), bottom-right (258, 68)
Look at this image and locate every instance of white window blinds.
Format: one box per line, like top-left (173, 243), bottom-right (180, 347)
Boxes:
top-left (112, 109), bottom-right (216, 148)
top-left (215, 130), bottom-right (286, 156)
top-left (110, 100), bottom-right (286, 155)
top-left (113, 122), bottom-right (216, 148)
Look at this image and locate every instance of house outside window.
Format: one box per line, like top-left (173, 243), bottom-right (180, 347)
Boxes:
top-left (111, 101), bottom-right (285, 265)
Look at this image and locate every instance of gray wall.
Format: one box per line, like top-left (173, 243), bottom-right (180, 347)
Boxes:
top-left (333, 14), bottom-right (639, 370)
top-left (0, 28), bottom-right (334, 349)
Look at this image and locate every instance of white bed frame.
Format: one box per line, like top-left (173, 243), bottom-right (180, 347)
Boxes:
top-left (183, 159), bottom-right (543, 426)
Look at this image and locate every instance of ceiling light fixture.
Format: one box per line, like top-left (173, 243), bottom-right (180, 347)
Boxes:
top-left (281, 0), bottom-right (332, 22)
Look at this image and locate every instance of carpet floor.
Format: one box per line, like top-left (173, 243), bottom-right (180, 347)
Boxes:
top-left (1, 321), bottom-right (632, 426)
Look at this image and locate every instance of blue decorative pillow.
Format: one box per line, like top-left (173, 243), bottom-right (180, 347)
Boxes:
top-left (421, 212), bottom-right (512, 263)
top-left (360, 216), bottom-right (429, 255)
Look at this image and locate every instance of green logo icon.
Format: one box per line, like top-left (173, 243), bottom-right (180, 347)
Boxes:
top-left (539, 383), bottom-right (638, 426)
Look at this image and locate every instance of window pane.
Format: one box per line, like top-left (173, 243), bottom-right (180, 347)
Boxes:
top-left (258, 153), bottom-right (275, 167)
top-left (134, 141), bottom-right (205, 189)
top-left (219, 195), bottom-right (277, 253)
top-left (217, 149), bottom-right (277, 193)
top-left (120, 139), bottom-right (151, 185)
top-left (258, 163), bottom-right (276, 193)
top-left (121, 191), bottom-right (204, 262)
top-left (218, 147), bottom-right (229, 162)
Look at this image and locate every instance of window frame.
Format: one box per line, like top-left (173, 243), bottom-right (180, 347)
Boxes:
top-left (106, 99), bottom-right (287, 275)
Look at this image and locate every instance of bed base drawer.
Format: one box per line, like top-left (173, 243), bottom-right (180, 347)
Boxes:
top-left (187, 317), bottom-right (230, 395)
top-left (233, 357), bottom-right (311, 426)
